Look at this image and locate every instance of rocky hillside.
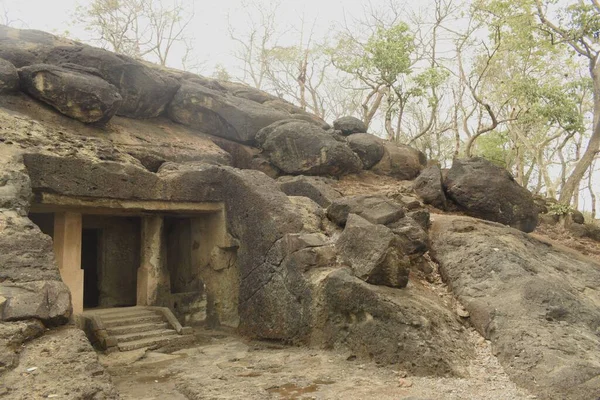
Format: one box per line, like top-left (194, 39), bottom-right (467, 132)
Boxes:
top-left (0, 25), bottom-right (599, 400)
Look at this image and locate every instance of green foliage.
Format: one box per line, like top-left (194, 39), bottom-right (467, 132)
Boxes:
top-left (547, 202), bottom-right (574, 216)
top-left (364, 24), bottom-right (414, 84)
top-left (333, 23), bottom-right (415, 86)
top-left (475, 131), bottom-right (512, 168)
top-left (511, 78), bottom-right (585, 134)
top-left (560, 3), bottom-right (600, 41)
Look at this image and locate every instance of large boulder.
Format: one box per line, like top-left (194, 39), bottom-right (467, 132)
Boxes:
top-left (327, 194), bottom-right (404, 226)
top-left (387, 216), bottom-right (429, 256)
top-left (256, 120), bottom-right (362, 176)
top-left (569, 222), bottom-right (600, 242)
top-left (0, 320), bottom-right (45, 372)
top-left (346, 133), bottom-right (385, 169)
top-left (277, 175), bottom-right (342, 207)
top-left (413, 165), bottom-right (448, 209)
top-left (444, 158), bottom-right (539, 232)
top-left (0, 58), bottom-right (19, 93)
top-left (44, 45), bottom-right (180, 118)
top-left (1, 327), bottom-right (119, 399)
top-left (23, 153), bottom-right (161, 200)
top-left (314, 268), bottom-right (473, 375)
top-left (430, 215), bottom-right (600, 400)
top-left (0, 25), bottom-right (77, 68)
top-left (371, 142), bottom-right (425, 180)
top-left (336, 214), bottom-right (410, 288)
top-left (168, 81), bottom-right (293, 144)
top-left (332, 116), bottom-right (367, 135)
top-left (18, 64), bottom-right (122, 124)
top-left (0, 281), bottom-right (71, 325)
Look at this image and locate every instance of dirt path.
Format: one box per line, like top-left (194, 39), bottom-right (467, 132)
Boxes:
top-left (102, 328), bottom-right (534, 400)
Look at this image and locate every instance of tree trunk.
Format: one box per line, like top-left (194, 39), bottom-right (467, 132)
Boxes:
top-left (559, 60), bottom-right (600, 204)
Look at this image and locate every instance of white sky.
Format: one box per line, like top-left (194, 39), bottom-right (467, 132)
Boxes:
top-left (0, 0), bottom-right (403, 73)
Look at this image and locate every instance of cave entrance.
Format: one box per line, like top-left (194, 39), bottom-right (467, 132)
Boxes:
top-left (28, 212), bottom-right (141, 311)
top-left (82, 216), bottom-right (140, 309)
top-left (82, 229), bottom-right (100, 309)
top-left (28, 196), bottom-right (238, 328)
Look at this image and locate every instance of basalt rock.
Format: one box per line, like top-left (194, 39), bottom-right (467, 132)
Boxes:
top-left (168, 81), bottom-right (293, 144)
top-left (314, 268), bottom-right (472, 375)
top-left (256, 120), bottom-right (362, 176)
top-left (346, 133), bottom-right (385, 169)
top-left (44, 46), bottom-right (180, 119)
top-left (327, 194), bottom-right (405, 227)
top-left (332, 116), bottom-right (367, 135)
top-left (431, 215), bottom-right (600, 399)
top-left (19, 64), bottom-right (122, 124)
top-left (569, 222), bottom-right (600, 242)
top-left (336, 214), bottom-right (410, 288)
top-left (278, 175), bottom-right (342, 207)
top-left (0, 58), bottom-right (19, 94)
top-left (1, 327), bottom-right (119, 399)
top-left (413, 165), bottom-right (447, 209)
top-left (444, 157), bottom-right (539, 232)
top-left (371, 142), bottom-right (426, 180)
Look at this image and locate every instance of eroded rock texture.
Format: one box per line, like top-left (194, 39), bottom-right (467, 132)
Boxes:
top-left (1, 327), bottom-right (119, 399)
top-left (18, 64), bottom-right (122, 124)
top-left (0, 58), bottom-right (19, 94)
top-left (413, 164), bottom-right (447, 209)
top-left (346, 133), bottom-right (385, 169)
top-left (256, 120), bottom-right (363, 176)
top-left (431, 215), bottom-right (600, 399)
top-left (332, 116), bottom-right (367, 135)
top-left (443, 158), bottom-right (539, 232)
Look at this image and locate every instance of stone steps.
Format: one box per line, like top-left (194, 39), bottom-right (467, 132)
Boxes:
top-left (102, 314), bottom-right (165, 328)
top-left (117, 334), bottom-right (194, 352)
top-left (107, 322), bottom-right (170, 336)
top-left (113, 328), bottom-right (178, 343)
top-left (82, 306), bottom-right (195, 352)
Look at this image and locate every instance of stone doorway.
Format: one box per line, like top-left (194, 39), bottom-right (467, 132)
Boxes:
top-left (28, 196), bottom-right (239, 328)
top-left (81, 228), bottom-right (100, 309)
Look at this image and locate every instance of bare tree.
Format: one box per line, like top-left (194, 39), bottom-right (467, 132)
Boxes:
top-left (1, 1), bottom-right (26, 27)
top-left (228, 0), bottom-right (281, 89)
top-left (75, 0), bottom-right (195, 68)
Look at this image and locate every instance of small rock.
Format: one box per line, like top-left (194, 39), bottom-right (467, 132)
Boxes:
top-left (398, 378), bottom-right (413, 388)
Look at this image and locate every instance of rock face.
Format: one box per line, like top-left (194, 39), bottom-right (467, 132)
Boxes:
top-left (44, 46), bottom-right (180, 119)
top-left (169, 81), bottom-right (293, 143)
top-left (572, 209), bottom-right (585, 224)
top-left (346, 133), bottom-right (385, 169)
top-left (277, 176), bottom-right (342, 207)
top-left (314, 268), bottom-right (473, 376)
top-left (371, 142), bottom-right (425, 180)
top-left (569, 222), bottom-right (600, 242)
top-left (1, 281), bottom-right (71, 325)
top-left (1, 326), bottom-right (118, 399)
top-left (0, 58), bottom-right (19, 93)
top-left (256, 120), bottom-right (362, 176)
top-left (18, 64), bottom-right (122, 124)
top-left (444, 158), bottom-right (539, 232)
top-left (327, 195), bottom-right (405, 226)
top-left (336, 214), bottom-right (410, 288)
top-left (431, 215), bottom-right (600, 400)
top-left (413, 165), bottom-right (447, 209)
top-left (332, 116), bottom-right (367, 135)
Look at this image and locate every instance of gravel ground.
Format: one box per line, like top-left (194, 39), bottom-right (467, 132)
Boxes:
top-left (103, 327), bottom-right (535, 400)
